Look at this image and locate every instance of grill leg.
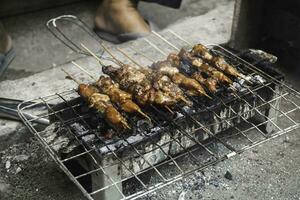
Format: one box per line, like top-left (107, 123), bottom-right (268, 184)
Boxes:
top-left (69, 153), bottom-right (123, 200)
top-left (253, 84), bottom-right (282, 134)
top-left (91, 161), bottom-right (123, 200)
top-left (263, 85), bottom-right (282, 134)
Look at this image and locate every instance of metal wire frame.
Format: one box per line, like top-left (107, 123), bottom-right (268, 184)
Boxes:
top-left (135, 37), bottom-right (272, 143)
top-left (18, 33), bottom-right (300, 200)
top-left (112, 45), bottom-right (298, 153)
top-left (18, 83), bottom-right (299, 199)
top-left (46, 15), bottom-right (120, 65)
top-left (145, 30), bottom-right (299, 129)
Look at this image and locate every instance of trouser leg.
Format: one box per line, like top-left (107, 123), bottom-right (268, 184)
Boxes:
top-left (141, 0), bottom-right (182, 8)
top-left (0, 22), bottom-right (11, 54)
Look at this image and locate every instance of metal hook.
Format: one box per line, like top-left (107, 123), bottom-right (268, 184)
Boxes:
top-left (46, 15), bottom-right (104, 56)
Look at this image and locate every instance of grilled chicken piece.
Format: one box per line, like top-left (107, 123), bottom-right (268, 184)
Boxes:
top-left (178, 49), bottom-right (233, 85)
top-left (103, 65), bottom-right (152, 105)
top-left (167, 53), bottom-right (181, 68)
top-left (212, 57), bottom-right (241, 77)
top-left (192, 44), bottom-right (241, 77)
top-left (201, 64), bottom-right (233, 85)
top-left (95, 76), bottom-right (150, 120)
top-left (191, 72), bottom-right (218, 93)
top-left (191, 44), bottom-right (214, 61)
top-left (78, 84), bottom-right (130, 129)
top-left (151, 73), bottom-right (191, 105)
top-left (103, 65), bottom-right (182, 106)
top-left (152, 60), bottom-right (210, 98)
top-left (178, 48), bottom-right (204, 68)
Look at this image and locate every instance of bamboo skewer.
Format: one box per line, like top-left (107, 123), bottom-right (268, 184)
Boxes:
top-left (128, 46), bottom-right (156, 63)
top-left (164, 105), bottom-right (174, 114)
top-left (136, 109), bottom-right (151, 122)
top-left (98, 43), bottom-right (125, 66)
top-left (143, 38), bottom-right (168, 56)
top-left (179, 96), bottom-right (193, 106)
top-left (167, 30), bottom-right (191, 46)
top-left (72, 61), bottom-right (97, 81)
top-left (61, 68), bottom-right (81, 84)
top-left (116, 47), bottom-right (143, 68)
top-left (80, 43), bottom-right (104, 66)
top-left (151, 31), bottom-right (180, 51)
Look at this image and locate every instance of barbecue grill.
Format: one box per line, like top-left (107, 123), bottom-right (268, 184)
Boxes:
top-left (18, 16), bottom-right (300, 200)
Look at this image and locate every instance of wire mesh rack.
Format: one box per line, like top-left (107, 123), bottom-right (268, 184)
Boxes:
top-left (18, 27), bottom-right (300, 200)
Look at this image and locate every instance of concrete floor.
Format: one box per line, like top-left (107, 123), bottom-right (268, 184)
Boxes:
top-left (0, 0), bottom-right (232, 81)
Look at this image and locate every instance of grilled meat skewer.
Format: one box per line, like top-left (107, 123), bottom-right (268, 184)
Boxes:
top-left (95, 76), bottom-right (151, 121)
top-left (191, 44), bottom-right (241, 78)
top-left (198, 63), bottom-right (233, 85)
top-left (152, 60), bottom-right (211, 98)
top-left (102, 64), bottom-right (153, 105)
top-left (167, 53), bottom-right (218, 93)
top-left (115, 48), bottom-right (192, 106)
top-left (177, 49), bottom-right (233, 85)
top-left (102, 64), bottom-right (184, 106)
top-left (62, 68), bottom-right (131, 130)
top-left (191, 72), bottom-right (218, 93)
top-left (70, 61), bottom-right (151, 121)
top-left (150, 72), bottom-right (192, 105)
top-left (78, 84), bottom-right (130, 129)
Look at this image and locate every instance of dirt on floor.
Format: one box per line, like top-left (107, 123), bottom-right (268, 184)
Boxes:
top-left (0, 136), bottom-right (85, 200)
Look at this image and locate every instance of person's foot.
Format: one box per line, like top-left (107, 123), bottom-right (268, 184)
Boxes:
top-left (0, 28), bottom-right (14, 76)
top-left (95, 0), bottom-right (150, 35)
top-left (0, 32), bottom-right (12, 54)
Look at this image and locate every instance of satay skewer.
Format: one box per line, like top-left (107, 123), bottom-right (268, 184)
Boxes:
top-left (165, 31), bottom-right (252, 84)
top-left (61, 68), bottom-right (130, 129)
top-left (71, 61), bottom-right (152, 121)
top-left (131, 42), bottom-right (212, 100)
top-left (128, 51), bottom-right (209, 99)
top-left (94, 44), bottom-right (186, 109)
top-left (116, 48), bottom-right (195, 104)
top-left (82, 43), bottom-right (184, 114)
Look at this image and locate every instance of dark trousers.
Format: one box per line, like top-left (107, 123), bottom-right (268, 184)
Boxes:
top-left (142, 0), bottom-right (182, 8)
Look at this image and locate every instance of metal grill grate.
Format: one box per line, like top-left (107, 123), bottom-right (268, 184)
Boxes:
top-left (18, 30), bottom-right (300, 200)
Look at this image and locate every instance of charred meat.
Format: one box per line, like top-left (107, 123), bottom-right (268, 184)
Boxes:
top-left (192, 44), bottom-right (241, 77)
top-left (95, 76), bottom-right (150, 120)
top-left (178, 49), bottom-right (233, 85)
top-left (78, 84), bottom-right (130, 129)
top-left (191, 72), bottom-right (218, 93)
top-left (103, 65), bottom-right (184, 106)
top-left (152, 60), bottom-right (210, 98)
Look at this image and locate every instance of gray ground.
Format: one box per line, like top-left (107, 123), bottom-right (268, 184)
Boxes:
top-left (0, 0), bottom-right (299, 200)
top-left (140, 130), bottom-right (300, 200)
